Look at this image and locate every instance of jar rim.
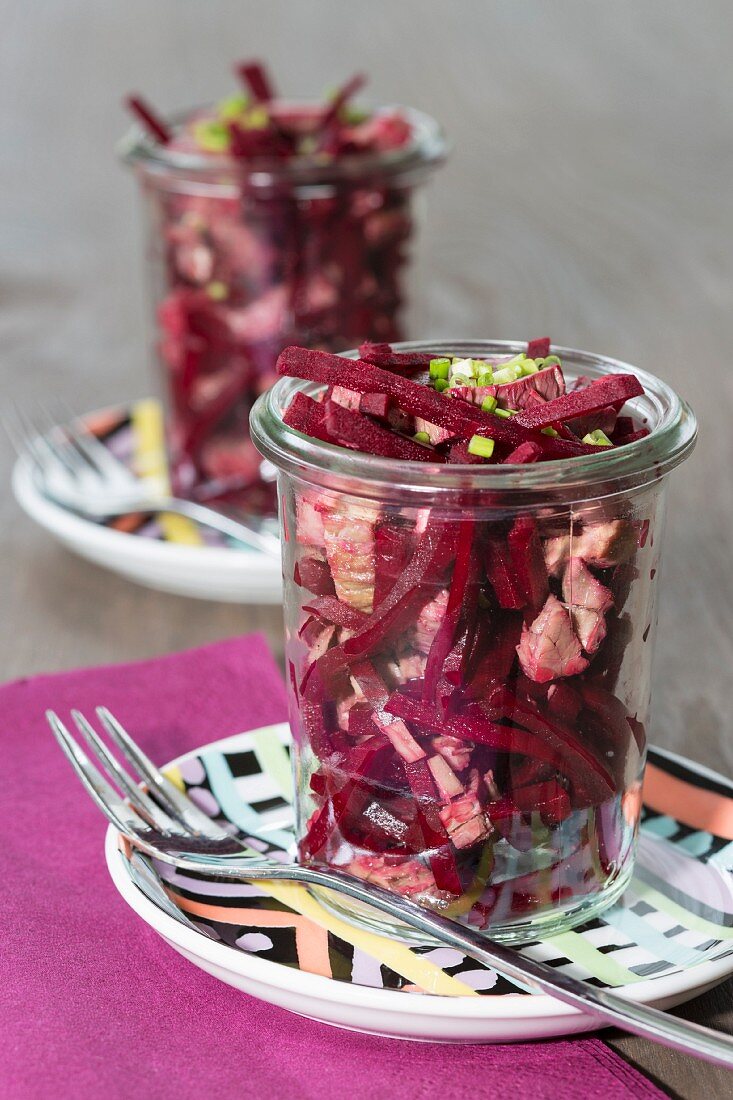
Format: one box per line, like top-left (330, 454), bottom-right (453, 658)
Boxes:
top-left (250, 340), bottom-right (697, 505)
top-left (118, 101), bottom-right (447, 189)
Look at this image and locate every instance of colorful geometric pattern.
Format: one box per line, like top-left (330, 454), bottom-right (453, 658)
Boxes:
top-left (117, 726), bottom-right (733, 999)
top-left (83, 401), bottom-right (233, 548)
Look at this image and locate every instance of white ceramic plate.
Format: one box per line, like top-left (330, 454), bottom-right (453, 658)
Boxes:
top-left (12, 400), bottom-right (282, 604)
top-left (105, 726), bottom-right (733, 1043)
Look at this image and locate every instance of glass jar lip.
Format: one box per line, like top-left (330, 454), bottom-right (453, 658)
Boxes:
top-left (250, 340), bottom-right (697, 503)
top-left (118, 101), bottom-right (447, 188)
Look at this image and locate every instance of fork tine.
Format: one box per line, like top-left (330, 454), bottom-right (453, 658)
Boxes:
top-left (12, 404), bottom-right (81, 478)
top-left (70, 710), bottom-right (186, 835)
top-left (47, 711), bottom-right (147, 839)
top-left (95, 707), bottom-right (232, 839)
top-left (62, 415), bottom-right (135, 484)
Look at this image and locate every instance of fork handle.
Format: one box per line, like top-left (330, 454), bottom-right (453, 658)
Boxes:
top-left (144, 498), bottom-right (279, 554)
top-left (163, 855), bottom-right (733, 1067)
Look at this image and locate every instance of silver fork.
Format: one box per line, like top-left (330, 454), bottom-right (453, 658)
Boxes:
top-left (5, 403), bottom-right (279, 554)
top-left (48, 706), bottom-right (733, 1067)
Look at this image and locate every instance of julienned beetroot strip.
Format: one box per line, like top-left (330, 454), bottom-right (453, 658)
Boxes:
top-left (358, 342), bottom-right (442, 372)
top-left (236, 60), bottom-right (276, 103)
top-left (280, 339), bottom-right (652, 924)
top-left (323, 399), bottom-right (445, 462)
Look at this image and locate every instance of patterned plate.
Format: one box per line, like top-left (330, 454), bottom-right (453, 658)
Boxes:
top-left (12, 400), bottom-right (282, 603)
top-left (106, 727), bottom-right (733, 1042)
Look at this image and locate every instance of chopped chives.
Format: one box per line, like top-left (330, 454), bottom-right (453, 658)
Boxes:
top-left (434, 378), bottom-right (449, 392)
top-left (413, 431), bottom-right (431, 444)
top-left (217, 93), bottom-right (249, 120)
top-left (494, 407), bottom-right (516, 419)
top-left (481, 395), bottom-right (497, 413)
top-left (429, 357), bottom-right (451, 380)
top-left (493, 366), bottom-right (521, 385)
top-left (467, 435), bottom-right (495, 459)
top-left (193, 119), bottom-right (232, 152)
top-left (206, 281), bottom-right (229, 300)
top-left (541, 426), bottom-right (559, 437)
top-left (583, 429), bottom-right (613, 446)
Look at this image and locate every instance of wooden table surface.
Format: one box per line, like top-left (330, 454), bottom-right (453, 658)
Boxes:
top-left (3, 3), bottom-right (733, 1095)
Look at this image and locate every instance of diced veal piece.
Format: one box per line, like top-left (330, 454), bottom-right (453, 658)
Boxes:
top-left (413, 417), bottom-right (456, 445)
top-left (427, 754), bottom-right (465, 800)
top-left (449, 365), bottom-right (564, 413)
top-left (516, 594), bottom-right (590, 683)
top-left (438, 791), bottom-right (493, 849)
top-left (432, 734), bottom-right (472, 772)
top-left (413, 588), bottom-right (450, 653)
top-left (562, 558), bottom-right (614, 654)
top-left (543, 519), bottom-right (638, 575)
top-left (320, 502), bottom-right (378, 611)
top-left (330, 385), bottom-right (362, 411)
top-left (508, 517), bottom-right (549, 612)
top-left (296, 494), bottom-right (326, 548)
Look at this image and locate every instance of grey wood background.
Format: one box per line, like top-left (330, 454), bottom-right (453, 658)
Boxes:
top-left (2, 2), bottom-right (733, 1096)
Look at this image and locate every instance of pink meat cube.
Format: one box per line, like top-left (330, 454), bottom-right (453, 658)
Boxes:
top-left (563, 558), bottom-right (614, 654)
top-left (516, 594), bottom-right (589, 683)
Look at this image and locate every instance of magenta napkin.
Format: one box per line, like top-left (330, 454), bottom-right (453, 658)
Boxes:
top-left (2, 634), bottom-right (666, 1100)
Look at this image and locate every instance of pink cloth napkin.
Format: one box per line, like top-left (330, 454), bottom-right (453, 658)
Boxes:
top-left (2, 634), bottom-right (667, 1100)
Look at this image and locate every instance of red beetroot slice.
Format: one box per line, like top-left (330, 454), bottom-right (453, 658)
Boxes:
top-left (385, 693), bottom-right (567, 767)
top-left (283, 392), bottom-right (333, 443)
top-left (580, 682), bottom-right (645, 754)
top-left (466, 614), bottom-right (523, 696)
top-left (527, 337), bottom-right (551, 359)
top-left (124, 95), bottom-right (171, 145)
top-left (403, 757), bottom-right (463, 894)
top-left (317, 73), bottom-right (368, 148)
top-left (359, 392), bottom-right (391, 420)
top-left (507, 517), bottom-right (549, 613)
top-left (489, 687), bottom-right (615, 802)
top-left (514, 374), bottom-right (644, 430)
top-left (358, 341), bottom-right (439, 373)
top-left (302, 595), bottom-right (369, 631)
top-left (278, 346), bottom-right (598, 458)
top-left (373, 521), bottom-right (413, 605)
top-left (236, 60), bottom-right (276, 102)
top-left (613, 428), bottom-right (650, 446)
top-left (423, 521), bottom-right (476, 705)
top-left (447, 441), bottom-right (490, 464)
top-left (511, 778), bottom-right (572, 825)
top-left (294, 555), bottom-right (336, 597)
top-left (485, 538), bottom-right (525, 609)
top-left (323, 400), bottom-right (443, 462)
top-left (502, 442), bottom-right (543, 465)
top-left (612, 416), bottom-right (636, 438)
top-left (302, 738), bottom-right (384, 860)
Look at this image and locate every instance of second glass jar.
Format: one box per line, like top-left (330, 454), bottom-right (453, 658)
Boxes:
top-left (122, 107), bottom-right (445, 514)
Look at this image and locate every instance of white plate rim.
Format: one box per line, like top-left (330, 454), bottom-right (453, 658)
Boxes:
top-left (104, 731), bottom-right (733, 1025)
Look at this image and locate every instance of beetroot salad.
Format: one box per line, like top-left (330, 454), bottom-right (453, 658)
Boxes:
top-left (249, 336), bottom-right (696, 939)
top-left (122, 62), bottom-right (444, 514)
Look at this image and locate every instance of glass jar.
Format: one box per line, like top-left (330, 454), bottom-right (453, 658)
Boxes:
top-left (250, 340), bottom-right (696, 943)
top-left (120, 107), bottom-right (446, 515)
